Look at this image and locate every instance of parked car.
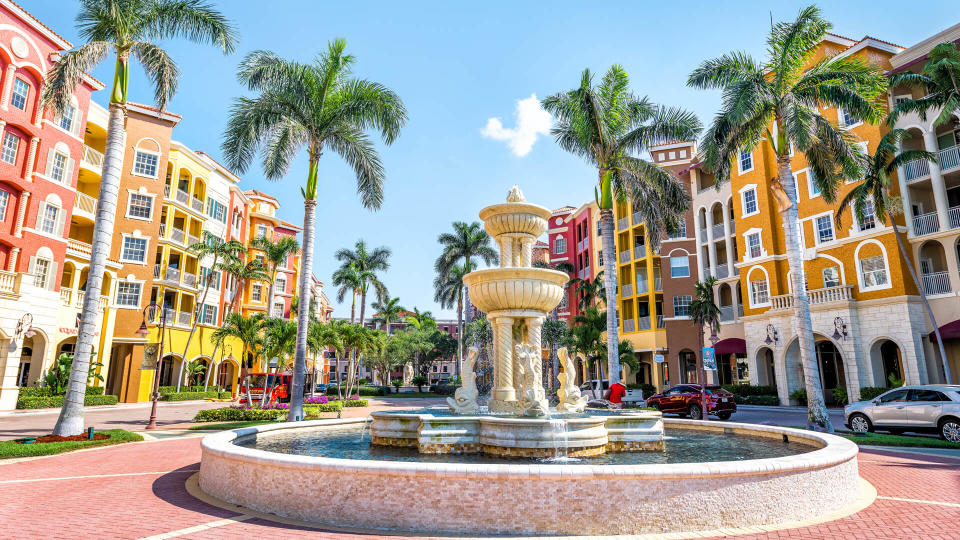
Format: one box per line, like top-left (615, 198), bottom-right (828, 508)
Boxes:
top-left (844, 385), bottom-right (960, 442)
top-left (240, 372), bottom-right (315, 403)
top-left (580, 379), bottom-right (609, 398)
top-left (314, 383), bottom-right (328, 393)
top-left (646, 384), bottom-right (737, 420)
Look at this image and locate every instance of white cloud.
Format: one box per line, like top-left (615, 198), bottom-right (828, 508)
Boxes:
top-left (481, 94), bottom-right (552, 157)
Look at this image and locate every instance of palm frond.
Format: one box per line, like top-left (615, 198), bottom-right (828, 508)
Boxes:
top-left (326, 125), bottom-right (386, 209)
top-left (130, 41), bottom-right (180, 110)
top-left (41, 41), bottom-right (110, 115)
top-left (141, 0), bottom-right (238, 53)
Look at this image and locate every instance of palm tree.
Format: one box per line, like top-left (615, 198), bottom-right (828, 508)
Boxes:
top-left (175, 238), bottom-right (245, 391)
top-left (222, 259), bottom-right (270, 314)
top-left (542, 318), bottom-right (569, 389)
top-left (44, 0), bottom-right (237, 437)
top-left (222, 40), bottom-right (406, 423)
top-left (260, 318), bottom-right (297, 407)
top-left (335, 240), bottom-right (391, 326)
top-left (433, 261), bottom-right (474, 378)
top-left (836, 130), bottom-right (952, 382)
top-left (889, 42), bottom-right (960, 128)
top-left (688, 5), bottom-right (888, 430)
top-left (308, 320), bottom-right (344, 393)
top-left (569, 307), bottom-right (607, 398)
top-left (212, 313), bottom-right (267, 406)
top-left (543, 67), bottom-right (700, 387)
top-left (332, 263), bottom-right (364, 324)
top-left (435, 222), bottom-right (498, 324)
top-left (689, 277), bottom-right (720, 420)
top-left (568, 271), bottom-right (606, 310)
top-left (404, 307), bottom-right (437, 330)
top-left (183, 360), bottom-right (206, 387)
top-left (371, 296), bottom-right (406, 334)
top-left (340, 323), bottom-right (377, 399)
top-left (252, 235), bottom-right (300, 318)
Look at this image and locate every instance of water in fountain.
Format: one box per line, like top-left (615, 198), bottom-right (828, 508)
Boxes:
top-left (549, 417), bottom-right (568, 459)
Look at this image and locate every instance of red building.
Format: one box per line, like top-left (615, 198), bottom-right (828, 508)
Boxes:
top-left (547, 203), bottom-right (601, 323)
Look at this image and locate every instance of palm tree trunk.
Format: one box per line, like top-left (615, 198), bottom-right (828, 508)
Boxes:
top-left (698, 321), bottom-right (707, 420)
top-left (266, 266), bottom-right (277, 318)
top-left (777, 157), bottom-right (832, 431)
top-left (289, 198), bottom-right (316, 422)
top-left (176, 254), bottom-right (219, 392)
top-left (599, 206), bottom-right (621, 385)
top-left (888, 208), bottom-right (952, 382)
top-left (53, 103), bottom-right (126, 436)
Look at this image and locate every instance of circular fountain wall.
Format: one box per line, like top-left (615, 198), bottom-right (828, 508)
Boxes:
top-left (199, 417), bottom-right (860, 536)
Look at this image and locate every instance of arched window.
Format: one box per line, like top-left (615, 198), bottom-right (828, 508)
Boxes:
top-left (854, 240), bottom-right (891, 292)
top-left (275, 274), bottom-right (286, 294)
top-left (746, 266), bottom-right (770, 307)
top-left (45, 142), bottom-right (73, 185)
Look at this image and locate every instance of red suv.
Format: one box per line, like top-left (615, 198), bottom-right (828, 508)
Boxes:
top-left (647, 384), bottom-right (737, 420)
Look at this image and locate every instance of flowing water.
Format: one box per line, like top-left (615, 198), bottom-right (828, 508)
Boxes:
top-left (548, 417), bottom-right (569, 459)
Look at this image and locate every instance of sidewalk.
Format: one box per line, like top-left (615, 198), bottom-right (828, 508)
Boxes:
top-left (0, 399), bottom-right (228, 417)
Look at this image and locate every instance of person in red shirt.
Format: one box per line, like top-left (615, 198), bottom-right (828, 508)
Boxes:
top-left (605, 381), bottom-right (627, 409)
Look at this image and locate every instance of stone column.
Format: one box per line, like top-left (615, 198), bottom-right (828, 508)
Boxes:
top-left (693, 208), bottom-right (705, 281)
top-left (722, 200), bottom-right (735, 277)
top-left (14, 191), bottom-right (30, 238)
top-left (923, 129), bottom-right (950, 232)
top-left (24, 137), bottom-right (39, 181)
top-left (894, 139), bottom-right (916, 236)
top-left (500, 237), bottom-right (513, 268)
top-left (0, 65), bottom-right (16, 111)
top-left (705, 207), bottom-right (718, 278)
top-left (520, 237), bottom-right (533, 267)
top-left (7, 247), bottom-right (19, 272)
top-left (526, 316), bottom-right (544, 351)
top-left (511, 237), bottom-right (522, 267)
top-left (489, 316), bottom-right (516, 410)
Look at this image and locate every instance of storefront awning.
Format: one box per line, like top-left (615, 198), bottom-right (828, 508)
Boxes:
top-left (714, 338), bottom-right (746, 355)
top-left (929, 319), bottom-right (960, 342)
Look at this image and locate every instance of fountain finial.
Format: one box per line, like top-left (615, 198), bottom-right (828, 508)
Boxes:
top-left (506, 185), bottom-right (525, 202)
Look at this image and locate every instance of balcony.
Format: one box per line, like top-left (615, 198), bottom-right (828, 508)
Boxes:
top-left (654, 278), bottom-right (662, 291)
top-left (903, 144), bottom-right (960, 182)
top-left (634, 245), bottom-right (646, 258)
top-left (170, 228), bottom-right (185, 244)
top-left (623, 319), bottom-right (635, 332)
top-left (903, 159), bottom-right (930, 182)
top-left (719, 305), bottom-right (736, 322)
top-left (74, 192), bottom-right (97, 219)
top-left (770, 285), bottom-right (854, 311)
top-left (60, 288), bottom-right (71, 306)
top-left (178, 311), bottom-right (191, 326)
top-left (716, 265), bottom-right (730, 279)
top-left (711, 223), bottom-right (724, 239)
top-left (153, 264), bottom-right (160, 279)
top-left (912, 212), bottom-right (940, 236)
top-left (191, 198), bottom-right (204, 213)
top-left (176, 189), bottom-right (189, 205)
top-left (80, 145), bottom-right (104, 174)
top-left (0, 270), bottom-right (22, 296)
top-left (922, 271), bottom-right (951, 295)
top-left (622, 283), bottom-right (633, 297)
top-left (656, 315), bottom-right (664, 328)
top-left (67, 238), bottom-right (92, 257)
top-left (632, 212), bottom-right (641, 225)
top-left (637, 316), bottom-right (650, 330)
top-left (950, 206), bottom-right (960, 229)
top-left (617, 217), bottom-right (629, 230)
top-left (636, 279), bottom-right (649, 294)
top-left (620, 250), bottom-right (631, 263)
top-left (164, 267), bottom-right (180, 283)
top-left (183, 271), bottom-right (196, 288)
top-left (187, 234), bottom-right (199, 248)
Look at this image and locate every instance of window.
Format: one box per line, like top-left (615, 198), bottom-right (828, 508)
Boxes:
top-left (738, 149), bottom-right (753, 173)
top-left (132, 150), bottom-right (158, 177)
top-left (255, 254), bottom-right (265, 266)
top-left (553, 237), bottom-right (566, 254)
top-left (742, 187), bottom-right (758, 215)
top-left (597, 250), bottom-right (603, 267)
top-left (750, 279), bottom-right (769, 305)
top-left (10, 78), bottom-right (28, 110)
top-left (669, 256), bottom-right (690, 278)
top-left (838, 107), bottom-right (858, 128)
top-left (822, 266), bottom-right (840, 288)
top-left (59, 103), bottom-right (76, 133)
top-left (668, 219), bottom-right (687, 239)
top-left (0, 190), bottom-right (8, 221)
top-left (207, 198), bottom-right (227, 223)
top-left (746, 232), bottom-right (762, 259)
top-left (859, 200), bottom-right (876, 231)
top-left (256, 224), bottom-right (268, 239)
top-left (275, 275), bottom-right (286, 294)
top-left (252, 284), bottom-right (262, 302)
top-left (120, 236), bottom-right (148, 263)
top-left (673, 295), bottom-right (692, 317)
top-left (128, 193), bottom-right (153, 219)
top-left (807, 170), bottom-right (821, 197)
top-left (48, 151), bottom-right (69, 183)
top-left (596, 221), bottom-right (602, 236)
top-left (2, 132), bottom-right (20, 164)
top-left (116, 282), bottom-right (142, 307)
top-left (39, 203), bottom-right (59, 235)
top-left (273, 302), bottom-right (284, 317)
top-left (909, 389), bottom-right (947, 402)
top-left (201, 304), bottom-right (217, 325)
top-left (203, 268), bottom-right (220, 290)
top-left (879, 389), bottom-right (908, 403)
top-left (860, 255), bottom-right (888, 288)
top-left (33, 258), bottom-right (50, 288)
top-left (815, 215), bottom-right (834, 244)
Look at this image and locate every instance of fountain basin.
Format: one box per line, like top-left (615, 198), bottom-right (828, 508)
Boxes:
top-left (462, 267), bottom-right (568, 313)
top-left (478, 201), bottom-right (552, 238)
top-left (199, 418), bottom-right (860, 536)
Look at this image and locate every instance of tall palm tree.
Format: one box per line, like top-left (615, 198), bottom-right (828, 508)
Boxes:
top-left (543, 66), bottom-right (700, 387)
top-left (212, 313), bottom-right (266, 406)
top-left (889, 42), bottom-right (960, 128)
top-left (260, 318), bottom-right (297, 406)
top-left (570, 306), bottom-right (607, 398)
top-left (221, 259), bottom-right (270, 314)
top-left (689, 277), bottom-right (720, 420)
top-left (542, 318), bottom-right (569, 389)
top-left (252, 235), bottom-right (300, 319)
top-left (176, 238), bottom-right (245, 391)
top-left (433, 261), bottom-right (474, 377)
top-left (340, 323), bottom-right (377, 399)
top-left (335, 240), bottom-right (391, 326)
top-left (371, 296), bottom-right (406, 334)
top-left (687, 5), bottom-right (887, 430)
top-left (307, 320), bottom-right (344, 393)
top-left (435, 222), bottom-right (498, 324)
top-left (568, 271), bottom-right (606, 310)
top-left (404, 307), bottom-right (437, 330)
top-left (836, 130), bottom-right (951, 382)
top-left (332, 263), bottom-right (363, 324)
top-left (222, 40), bottom-right (407, 423)
top-left (44, 0), bottom-right (237, 437)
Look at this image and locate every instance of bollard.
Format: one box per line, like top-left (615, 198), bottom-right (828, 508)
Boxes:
top-left (87, 427), bottom-right (95, 440)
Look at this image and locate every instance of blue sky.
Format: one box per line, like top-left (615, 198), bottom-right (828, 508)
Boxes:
top-left (24, 1), bottom-right (956, 318)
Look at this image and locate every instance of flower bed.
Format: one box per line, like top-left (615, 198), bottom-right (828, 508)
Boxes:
top-left (1, 429), bottom-right (142, 459)
top-left (194, 407), bottom-right (285, 422)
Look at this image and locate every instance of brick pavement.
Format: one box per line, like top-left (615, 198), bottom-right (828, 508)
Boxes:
top-left (1, 409), bottom-right (958, 539)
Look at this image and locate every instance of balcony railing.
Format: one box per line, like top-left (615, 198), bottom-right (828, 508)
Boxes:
top-left (632, 212), bottom-right (641, 225)
top-left (80, 145), bottom-right (104, 173)
top-left (634, 245), bottom-right (645, 258)
top-left (187, 234), bottom-right (199, 248)
top-left (67, 238), bottom-right (92, 256)
top-left (939, 144), bottom-right (960, 172)
top-left (716, 265), bottom-right (730, 279)
top-left (636, 279), bottom-right (648, 294)
top-left (719, 305), bottom-right (735, 322)
top-left (770, 285), bottom-right (854, 311)
top-left (903, 158), bottom-right (930, 182)
top-left (75, 192), bottom-right (97, 216)
top-left (711, 223), bottom-right (724, 239)
top-left (654, 278), bottom-right (662, 291)
top-left (164, 267), bottom-right (180, 282)
top-left (0, 270), bottom-right (18, 294)
top-left (176, 189), bottom-right (189, 205)
top-left (637, 316), bottom-right (650, 330)
top-left (656, 315), bottom-right (664, 328)
top-left (622, 283), bottom-right (633, 297)
top-left (178, 311), bottom-right (191, 326)
top-left (170, 228), bottom-right (185, 244)
top-left (950, 205), bottom-right (960, 229)
top-left (183, 271), bottom-right (196, 288)
top-left (913, 212), bottom-right (940, 236)
top-left (922, 271), bottom-right (951, 295)
top-left (74, 291), bottom-right (85, 309)
top-left (60, 288), bottom-right (72, 305)
top-left (191, 198), bottom-right (204, 212)
top-left (699, 228), bottom-right (707, 242)
top-left (903, 144), bottom-right (960, 182)
top-left (154, 264), bottom-right (161, 279)
top-left (620, 250), bottom-right (631, 263)
top-left (617, 217), bottom-right (629, 230)
top-left (623, 319), bottom-right (635, 333)
top-left (729, 220), bottom-right (736, 234)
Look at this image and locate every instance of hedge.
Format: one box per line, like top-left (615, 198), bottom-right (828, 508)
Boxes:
top-left (193, 407), bottom-right (284, 422)
top-left (722, 384), bottom-right (777, 397)
top-left (342, 399), bottom-right (369, 407)
top-left (159, 385), bottom-right (218, 394)
top-left (16, 394), bottom-right (118, 409)
top-left (159, 391), bottom-right (231, 401)
top-left (18, 386), bottom-right (104, 397)
top-left (859, 387), bottom-right (889, 401)
top-left (740, 395), bottom-right (780, 406)
top-left (0, 429), bottom-right (142, 459)
top-left (326, 385), bottom-right (389, 396)
top-left (305, 403), bottom-right (343, 415)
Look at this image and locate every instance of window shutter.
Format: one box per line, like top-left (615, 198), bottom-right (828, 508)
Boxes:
top-left (35, 203), bottom-right (44, 230)
top-left (27, 256), bottom-right (36, 276)
top-left (47, 261), bottom-right (57, 290)
top-left (55, 209), bottom-right (66, 237)
top-left (65, 157), bottom-right (74, 185)
top-left (45, 151), bottom-right (55, 178)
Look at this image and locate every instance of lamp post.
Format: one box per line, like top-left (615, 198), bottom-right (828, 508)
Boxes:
top-left (138, 303), bottom-right (167, 430)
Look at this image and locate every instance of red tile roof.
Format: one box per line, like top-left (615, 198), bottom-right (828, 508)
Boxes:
top-left (244, 189), bottom-right (279, 202)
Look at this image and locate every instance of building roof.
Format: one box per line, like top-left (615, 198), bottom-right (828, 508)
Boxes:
top-left (195, 151), bottom-right (240, 182)
top-left (277, 219), bottom-right (302, 231)
top-left (244, 189), bottom-right (280, 203)
top-left (3, 0), bottom-right (71, 49)
top-left (551, 205), bottom-right (576, 215)
top-left (126, 102), bottom-right (182, 123)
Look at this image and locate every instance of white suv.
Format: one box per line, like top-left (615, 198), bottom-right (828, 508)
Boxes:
top-left (844, 385), bottom-right (960, 442)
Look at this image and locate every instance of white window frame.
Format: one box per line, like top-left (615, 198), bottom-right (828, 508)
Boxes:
top-left (131, 149), bottom-right (160, 178)
top-left (32, 258), bottom-right (51, 288)
top-left (746, 266), bottom-right (771, 308)
top-left (273, 301), bottom-right (285, 318)
top-left (814, 214), bottom-right (835, 245)
top-left (669, 256), bottom-right (690, 278)
top-left (275, 275), bottom-right (286, 294)
top-left (38, 202), bottom-right (60, 236)
top-left (854, 240), bottom-right (892, 292)
top-left (255, 224), bottom-right (268, 240)
top-left (744, 229), bottom-right (764, 260)
top-left (737, 148), bottom-right (754, 175)
top-left (739, 184), bottom-right (759, 217)
top-left (553, 236), bottom-right (566, 255)
top-left (837, 106), bottom-right (861, 129)
top-left (119, 234), bottom-right (148, 264)
top-left (252, 284), bottom-right (262, 302)
top-left (126, 192), bottom-right (154, 220)
top-left (0, 190), bottom-right (8, 221)
top-left (10, 78), bottom-right (29, 110)
top-left (47, 150), bottom-right (70, 184)
top-left (115, 281), bottom-right (143, 308)
top-left (1, 132), bottom-right (19, 164)
top-left (57, 103), bottom-right (77, 134)
top-left (857, 198), bottom-right (877, 232)
top-left (672, 295), bottom-right (692, 318)
top-left (805, 169), bottom-right (821, 199)
top-left (822, 266), bottom-right (841, 288)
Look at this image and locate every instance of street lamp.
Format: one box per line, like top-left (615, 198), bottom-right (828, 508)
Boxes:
top-left (138, 303), bottom-right (167, 430)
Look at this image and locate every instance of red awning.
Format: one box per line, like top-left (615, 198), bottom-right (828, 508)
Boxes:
top-left (930, 319), bottom-right (960, 342)
top-left (714, 338), bottom-right (746, 355)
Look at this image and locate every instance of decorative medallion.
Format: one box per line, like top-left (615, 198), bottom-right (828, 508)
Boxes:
top-left (11, 36), bottom-right (28, 59)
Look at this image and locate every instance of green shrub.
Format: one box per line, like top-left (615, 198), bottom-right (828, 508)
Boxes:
top-left (159, 391), bottom-right (222, 401)
top-left (859, 387), bottom-right (888, 401)
top-left (85, 386), bottom-right (105, 396)
top-left (742, 395), bottom-right (780, 406)
top-left (411, 375), bottom-right (428, 392)
top-left (0, 429), bottom-right (142, 458)
top-left (159, 385), bottom-right (211, 393)
top-left (722, 384), bottom-right (777, 396)
top-left (789, 389), bottom-right (807, 405)
top-left (193, 407), bottom-right (283, 422)
top-left (832, 387), bottom-right (848, 406)
top-left (430, 384), bottom-right (457, 396)
top-left (325, 385), bottom-right (387, 396)
top-left (19, 386), bottom-right (104, 397)
top-left (304, 403), bottom-right (343, 415)
top-left (16, 394), bottom-right (118, 409)
top-left (342, 399), bottom-right (369, 407)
